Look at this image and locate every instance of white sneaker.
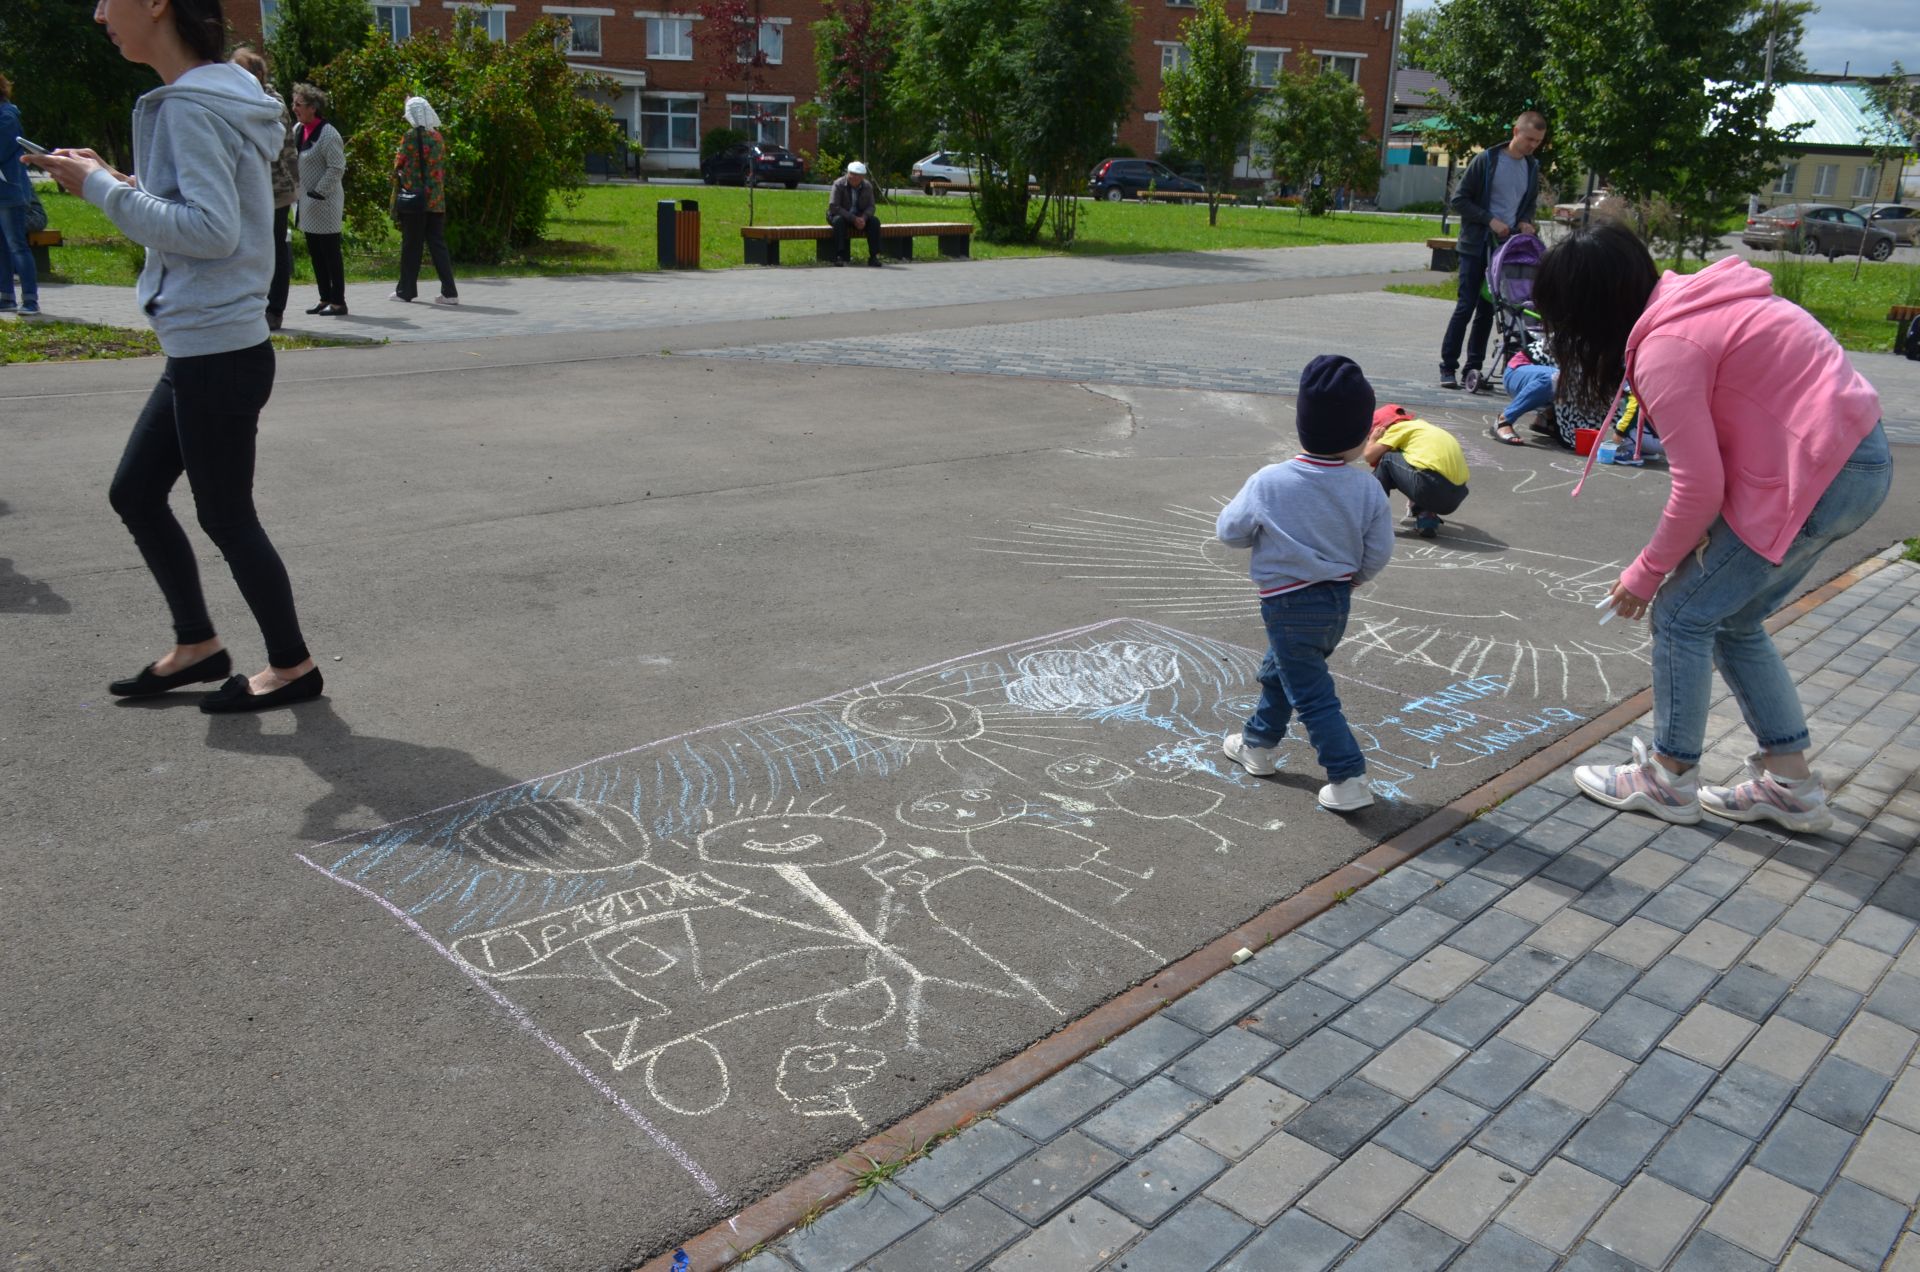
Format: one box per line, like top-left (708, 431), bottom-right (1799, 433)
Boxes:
top-left (1701, 752), bottom-right (1834, 833)
top-left (1318, 775), bottom-right (1374, 812)
top-left (433, 295), bottom-right (460, 306)
top-left (1574, 736), bottom-right (1701, 824)
top-left (1222, 732), bottom-right (1277, 776)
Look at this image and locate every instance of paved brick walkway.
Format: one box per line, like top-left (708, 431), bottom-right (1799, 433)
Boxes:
top-left (737, 549), bottom-right (1920, 1272)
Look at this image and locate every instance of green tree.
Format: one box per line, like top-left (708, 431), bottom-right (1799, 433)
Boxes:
top-left (1537, 0), bottom-right (1800, 267)
top-left (810, 0), bottom-right (922, 182)
top-left (1397, 6), bottom-right (1441, 71)
top-left (320, 14), bottom-right (624, 261)
top-left (1016, 0), bottom-right (1134, 245)
top-left (1158, 0), bottom-right (1255, 227)
top-left (1421, 0), bottom-right (1550, 153)
top-left (1852, 63), bottom-right (1917, 275)
top-left (1256, 68), bottom-right (1379, 216)
top-left (1730, 0), bottom-right (1813, 80)
top-left (265, 0), bottom-right (377, 99)
top-left (0, 0), bottom-right (158, 167)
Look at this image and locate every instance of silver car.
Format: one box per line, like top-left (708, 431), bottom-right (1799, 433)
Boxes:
top-left (1742, 203), bottom-right (1898, 260)
top-left (1853, 203), bottom-right (1920, 245)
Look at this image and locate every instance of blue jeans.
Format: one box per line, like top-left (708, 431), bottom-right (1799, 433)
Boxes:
top-left (1243, 582), bottom-right (1367, 782)
top-left (0, 202), bottom-right (38, 307)
top-left (1651, 422), bottom-right (1891, 765)
top-left (1440, 245), bottom-right (1493, 375)
top-left (1500, 363), bottom-right (1557, 423)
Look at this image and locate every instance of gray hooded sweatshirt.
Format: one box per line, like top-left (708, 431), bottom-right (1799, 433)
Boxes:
top-left (82, 62), bottom-right (283, 358)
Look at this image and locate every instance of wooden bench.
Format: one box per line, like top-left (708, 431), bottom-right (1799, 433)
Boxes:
top-left (740, 221), bottom-right (972, 265)
top-left (1136, 190), bottom-right (1236, 203)
top-left (1892, 304), bottom-right (1920, 357)
top-left (28, 229), bottom-right (62, 275)
top-left (926, 180), bottom-right (1040, 196)
top-left (1426, 236), bottom-right (1459, 272)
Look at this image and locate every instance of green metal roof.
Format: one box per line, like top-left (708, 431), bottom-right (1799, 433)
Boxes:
top-left (1770, 82), bottom-right (1909, 151)
top-left (1391, 114), bottom-right (1445, 135)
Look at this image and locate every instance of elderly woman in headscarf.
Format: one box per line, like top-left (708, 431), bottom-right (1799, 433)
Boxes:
top-left (389, 95), bottom-right (458, 305)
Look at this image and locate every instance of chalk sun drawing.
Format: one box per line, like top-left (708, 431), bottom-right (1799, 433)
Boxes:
top-left (978, 505), bottom-right (1651, 701)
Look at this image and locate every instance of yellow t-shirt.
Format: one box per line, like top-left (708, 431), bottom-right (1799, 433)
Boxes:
top-left (1380, 419), bottom-right (1470, 486)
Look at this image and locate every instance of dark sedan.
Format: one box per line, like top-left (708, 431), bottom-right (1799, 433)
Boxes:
top-left (701, 142), bottom-right (806, 189)
top-left (1088, 158), bottom-right (1205, 202)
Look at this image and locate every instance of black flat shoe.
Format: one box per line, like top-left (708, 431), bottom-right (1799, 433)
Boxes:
top-left (109, 649), bottom-right (233, 698)
top-left (305, 302), bottom-right (329, 315)
top-left (199, 668), bottom-right (325, 714)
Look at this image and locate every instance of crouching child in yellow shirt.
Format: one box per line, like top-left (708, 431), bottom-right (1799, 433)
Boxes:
top-left (1363, 404), bottom-right (1470, 539)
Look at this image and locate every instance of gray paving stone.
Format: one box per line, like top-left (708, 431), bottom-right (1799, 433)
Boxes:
top-left (781, 1184), bottom-right (934, 1272)
top-left (1283, 1078), bottom-right (1406, 1158)
top-left (1573, 876), bottom-right (1657, 925)
top-left (1584, 993), bottom-right (1682, 1062)
top-left (1545, 846), bottom-right (1619, 891)
top-left (1617, 1048), bottom-right (1718, 1124)
top-left (1585, 1174), bottom-right (1710, 1268)
top-left (981, 1131), bottom-right (1124, 1224)
top-left (1474, 844), bottom-right (1554, 888)
top-left (1247, 982), bottom-right (1349, 1048)
top-left (1810, 866), bottom-right (1881, 912)
top-left (1369, 907), bottom-right (1462, 959)
top-left (1779, 976), bottom-right (1866, 1037)
top-left (1681, 856), bottom-right (1754, 899)
top-left (1426, 872), bottom-right (1510, 920)
top-left (1334, 1212), bottom-right (1463, 1272)
top-left (738, 1253), bottom-right (800, 1272)
top-left (1873, 875), bottom-right (1920, 922)
top-left (1455, 816), bottom-right (1523, 852)
top-left (1092, 1133), bottom-right (1227, 1226)
top-left (1794, 1055), bottom-right (1892, 1133)
top-left (1649, 822), bottom-right (1729, 863)
top-left (1216, 1209), bottom-right (1351, 1272)
top-left (1162, 972), bottom-right (1274, 1035)
top-left (987, 1195), bottom-right (1138, 1271)
top-left (1440, 1037), bottom-right (1549, 1110)
top-left (1203, 1133), bottom-right (1338, 1224)
top-left (1783, 896), bottom-right (1861, 942)
top-left (1514, 815), bottom-right (1598, 854)
top-left (1449, 1224), bottom-right (1561, 1272)
top-left (1696, 1062), bottom-right (1797, 1139)
top-left (1165, 1028), bottom-right (1283, 1101)
top-left (1501, 786), bottom-right (1573, 822)
top-left (1261, 1027), bottom-right (1374, 1100)
top-left (1297, 899), bottom-right (1394, 947)
top-left (1635, 956), bottom-right (1721, 1013)
top-left (1752, 1107), bottom-right (1858, 1192)
top-left (1711, 891), bottom-right (1790, 936)
top-left (1373, 1088), bottom-right (1491, 1169)
top-left (896, 1120), bottom-right (1038, 1209)
top-left (1846, 906), bottom-right (1918, 955)
top-left (1308, 942), bottom-right (1409, 1000)
top-left (1555, 953), bottom-right (1643, 1011)
top-left (1083, 1015), bottom-right (1206, 1086)
top-left (1421, 985), bottom-right (1526, 1047)
top-left (996, 1065), bottom-right (1124, 1143)
top-left (1563, 1100), bottom-right (1672, 1183)
top-left (1669, 1230), bottom-right (1774, 1272)
top-left (1079, 1076), bottom-right (1212, 1157)
top-left (1581, 817), bottom-right (1666, 858)
top-left (1640, 885), bottom-right (1723, 931)
top-left (1800, 1178), bottom-right (1912, 1270)
top-left (1472, 1091), bottom-right (1585, 1171)
top-left (1560, 1240), bottom-right (1653, 1272)
top-left (1355, 868), bottom-right (1446, 914)
top-left (1475, 946), bottom-right (1567, 999)
top-left (1707, 964), bottom-right (1793, 1022)
top-left (1645, 1116), bottom-right (1754, 1199)
top-left (1864, 972), bottom-right (1920, 1030)
top-left (1331, 985), bottom-right (1434, 1048)
top-left (1111, 1196), bottom-right (1252, 1269)
top-left (1406, 837), bottom-right (1491, 880)
top-left (867, 1195), bottom-right (1028, 1272)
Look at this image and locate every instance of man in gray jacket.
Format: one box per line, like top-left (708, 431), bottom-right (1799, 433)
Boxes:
top-left (827, 161), bottom-right (883, 267)
top-left (1439, 110), bottom-right (1544, 390)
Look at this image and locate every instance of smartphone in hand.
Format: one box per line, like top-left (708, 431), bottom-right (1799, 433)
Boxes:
top-left (16, 137), bottom-right (53, 156)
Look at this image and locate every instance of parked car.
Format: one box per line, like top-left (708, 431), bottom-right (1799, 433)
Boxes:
top-left (701, 142), bottom-right (806, 188)
top-left (1088, 158), bottom-right (1204, 202)
top-left (1852, 202), bottom-right (1920, 245)
top-left (1741, 203), bottom-right (1897, 260)
top-left (1551, 188), bottom-right (1630, 226)
top-left (912, 151), bottom-right (985, 194)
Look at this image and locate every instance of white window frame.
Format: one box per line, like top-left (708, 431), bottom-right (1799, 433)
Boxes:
top-left (1158, 41), bottom-right (1191, 78)
top-left (757, 17), bottom-right (785, 65)
top-left (639, 12), bottom-right (696, 58)
top-left (1772, 163), bottom-right (1797, 195)
top-left (1248, 0), bottom-right (1286, 11)
top-left (1852, 165), bottom-right (1878, 199)
top-left (726, 94), bottom-right (793, 148)
top-left (543, 6), bottom-right (611, 55)
top-left (1145, 111), bottom-right (1168, 158)
top-left (1168, 0), bottom-right (1196, 8)
top-left (445, 2), bottom-right (513, 40)
top-left (1326, 0), bottom-right (1362, 15)
top-left (1248, 46), bottom-right (1287, 88)
top-left (372, 0), bottom-right (415, 42)
top-left (1313, 49), bottom-right (1365, 83)
top-left (639, 92), bottom-right (701, 153)
top-left (1812, 162), bottom-right (1837, 197)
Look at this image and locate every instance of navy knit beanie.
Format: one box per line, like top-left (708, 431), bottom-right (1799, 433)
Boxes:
top-left (1296, 354), bottom-right (1376, 456)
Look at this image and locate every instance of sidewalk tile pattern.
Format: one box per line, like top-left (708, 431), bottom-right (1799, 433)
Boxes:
top-left (751, 554), bottom-right (1920, 1270)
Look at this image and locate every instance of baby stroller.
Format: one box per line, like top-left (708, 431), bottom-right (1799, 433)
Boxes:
top-left (1463, 231), bottom-right (1547, 393)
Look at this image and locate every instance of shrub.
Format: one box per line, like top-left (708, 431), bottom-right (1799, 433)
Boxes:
top-left (702, 127), bottom-right (748, 162)
top-left (1396, 199), bottom-right (1446, 215)
top-left (320, 15), bottom-right (626, 263)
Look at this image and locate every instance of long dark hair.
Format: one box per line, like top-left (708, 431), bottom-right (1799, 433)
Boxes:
top-left (1532, 223), bottom-right (1659, 415)
top-left (170, 0), bottom-right (228, 63)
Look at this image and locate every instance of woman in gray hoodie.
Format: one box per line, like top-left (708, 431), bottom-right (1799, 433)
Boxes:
top-left (28, 0), bottom-right (322, 712)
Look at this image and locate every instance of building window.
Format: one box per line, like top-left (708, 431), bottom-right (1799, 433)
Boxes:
top-left (758, 20), bottom-right (782, 64)
top-left (1853, 165), bottom-right (1878, 199)
top-left (1159, 43), bottom-right (1191, 78)
top-left (1327, 0), bottom-right (1361, 14)
top-left (261, 0), bottom-right (279, 38)
top-left (641, 95), bottom-right (700, 152)
top-left (1248, 0), bottom-right (1286, 10)
top-left (1320, 53), bottom-right (1361, 83)
top-left (647, 15), bottom-right (693, 57)
top-left (1812, 163), bottom-right (1836, 197)
top-left (1248, 48), bottom-right (1284, 87)
top-left (374, 4), bottom-right (411, 41)
top-left (479, 6), bottom-right (507, 39)
top-left (1168, 0), bottom-right (1196, 7)
top-left (1772, 163), bottom-right (1797, 195)
top-left (730, 100), bottom-right (789, 147)
top-left (561, 13), bottom-right (601, 53)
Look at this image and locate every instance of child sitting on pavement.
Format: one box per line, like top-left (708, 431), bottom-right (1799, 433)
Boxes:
top-left (1216, 355), bottom-right (1394, 813)
top-left (1364, 404), bottom-right (1470, 538)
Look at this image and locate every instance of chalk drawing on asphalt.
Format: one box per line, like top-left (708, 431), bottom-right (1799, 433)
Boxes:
top-left (978, 505), bottom-right (1652, 700)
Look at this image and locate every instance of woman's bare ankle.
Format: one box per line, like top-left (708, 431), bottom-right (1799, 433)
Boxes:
top-left (248, 658), bottom-right (316, 694)
top-left (154, 639), bottom-right (223, 675)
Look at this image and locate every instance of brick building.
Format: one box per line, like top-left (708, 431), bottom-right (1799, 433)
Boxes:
top-left (232, 0), bottom-right (1402, 178)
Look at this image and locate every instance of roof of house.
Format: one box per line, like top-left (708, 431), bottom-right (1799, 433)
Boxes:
top-left (1393, 69), bottom-right (1450, 110)
top-left (1769, 82), bottom-right (1909, 150)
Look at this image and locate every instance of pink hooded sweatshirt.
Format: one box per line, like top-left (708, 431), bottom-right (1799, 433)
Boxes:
top-left (1619, 256), bottom-right (1881, 601)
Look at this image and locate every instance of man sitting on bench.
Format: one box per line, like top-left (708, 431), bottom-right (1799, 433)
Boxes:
top-left (828, 161), bottom-right (882, 268)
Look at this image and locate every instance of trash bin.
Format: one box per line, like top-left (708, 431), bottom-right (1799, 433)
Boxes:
top-left (657, 199), bottom-right (700, 269)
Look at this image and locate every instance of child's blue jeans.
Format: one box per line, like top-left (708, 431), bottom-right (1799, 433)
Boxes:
top-left (1500, 363), bottom-right (1557, 423)
top-left (1242, 581), bottom-right (1367, 782)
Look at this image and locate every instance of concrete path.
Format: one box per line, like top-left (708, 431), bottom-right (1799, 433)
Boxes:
top-left (741, 549), bottom-right (1920, 1272)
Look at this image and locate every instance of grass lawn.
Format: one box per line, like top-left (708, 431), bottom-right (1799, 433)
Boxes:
top-left (1386, 258), bottom-right (1920, 355)
top-left (39, 183), bottom-right (1436, 288)
top-left (0, 318), bottom-right (360, 364)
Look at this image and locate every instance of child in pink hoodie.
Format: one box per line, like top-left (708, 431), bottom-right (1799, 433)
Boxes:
top-left (1531, 224), bottom-right (1888, 832)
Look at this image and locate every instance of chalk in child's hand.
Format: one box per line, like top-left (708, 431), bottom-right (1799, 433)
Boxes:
top-left (1597, 609), bottom-right (1615, 627)
top-left (1593, 595), bottom-right (1613, 609)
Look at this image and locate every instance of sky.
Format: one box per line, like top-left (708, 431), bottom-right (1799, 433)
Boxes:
top-left (1400, 0), bottom-right (1915, 78)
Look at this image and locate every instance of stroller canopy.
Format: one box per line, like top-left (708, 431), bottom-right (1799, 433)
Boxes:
top-left (1490, 232), bottom-right (1547, 306)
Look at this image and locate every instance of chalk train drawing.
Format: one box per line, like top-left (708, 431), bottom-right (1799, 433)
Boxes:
top-left (979, 505), bottom-right (1651, 700)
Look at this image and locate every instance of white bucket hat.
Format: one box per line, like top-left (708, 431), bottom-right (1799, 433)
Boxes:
top-left (847, 161), bottom-right (869, 175)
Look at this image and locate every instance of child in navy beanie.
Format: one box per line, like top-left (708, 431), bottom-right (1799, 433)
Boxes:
top-left (1215, 355), bottom-right (1395, 812)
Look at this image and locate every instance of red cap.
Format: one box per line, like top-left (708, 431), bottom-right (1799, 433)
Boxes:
top-left (1372, 404), bottom-right (1414, 430)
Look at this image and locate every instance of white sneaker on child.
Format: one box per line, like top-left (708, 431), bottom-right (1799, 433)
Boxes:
top-left (1574, 737), bottom-right (1701, 824)
top-left (1318, 776), bottom-right (1374, 812)
top-left (1223, 732), bottom-right (1278, 776)
top-left (1701, 752), bottom-right (1833, 833)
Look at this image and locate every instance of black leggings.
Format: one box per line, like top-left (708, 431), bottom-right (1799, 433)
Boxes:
top-left (108, 341), bottom-right (311, 668)
top-left (305, 231), bottom-right (345, 305)
top-left (267, 205), bottom-right (292, 318)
